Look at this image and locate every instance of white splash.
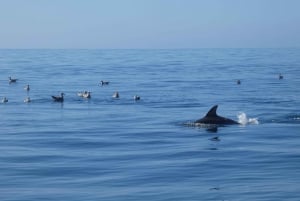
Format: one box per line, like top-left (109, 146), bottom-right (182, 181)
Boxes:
top-left (237, 112), bottom-right (259, 125)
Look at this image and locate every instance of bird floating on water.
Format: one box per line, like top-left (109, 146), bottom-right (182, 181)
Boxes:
top-left (77, 91), bottom-right (91, 99)
top-left (100, 80), bottom-right (109, 86)
top-left (133, 95), bottom-right (140, 100)
top-left (24, 84), bottom-right (30, 91)
top-left (52, 93), bottom-right (64, 102)
top-left (2, 97), bottom-right (8, 103)
top-left (9, 77), bottom-right (18, 84)
top-left (112, 91), bottom-right (119, 98)
top-left (279, 73), bottom-right (283, 80)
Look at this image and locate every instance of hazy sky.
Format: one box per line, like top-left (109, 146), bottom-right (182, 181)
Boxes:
top-left (1, 0), bottom-right (300, 48)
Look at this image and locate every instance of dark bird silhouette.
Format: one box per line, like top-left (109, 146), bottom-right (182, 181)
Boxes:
top-left (133, 95), bottom-right (141, 100)
top-left (24, 84), bottom-right (30, 91)
top-left (9, 77), bottom-right (18, 83)
top-left (100, 80), bottom-right (109, 86)
top-left (52, 93), bottom-right (64, 102)
top-left (2, 97), bottom-right (8, 103)
top-left (112, 91), bottom-right (119, 98)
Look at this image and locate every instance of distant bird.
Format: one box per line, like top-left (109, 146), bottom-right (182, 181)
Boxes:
top-left (52, 93), bottom-right (64, 102)
top-left (100, 80), bottom-right (109, 86)
top-left (236, 80), bottom-right (241, 85)
top-left (9, 77), bottom-right (18, 83)
top-left (24, 84), bottom-right (30, 91)
top-left (1, 97), bottom-right (8, 103)
top-left (112, 91), bottom-right (119, 98)
top-left (24, 97), bottom-right (31, 103)
top-left (83, 91), bottom-right (91, 99)
top-left (279, 73), bottom-right (284, 80)
top-left (77, 91), bottom-right (84, 97)
top-left (77, 91), bottom-right (91, 99)
top-left (133, 95), bottom-right (141, 101)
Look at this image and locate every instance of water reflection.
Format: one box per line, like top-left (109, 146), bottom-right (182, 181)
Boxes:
top-left (206, 126), bottom-right (218, 133)
top-left (210, 136), bottom-right (220, 141)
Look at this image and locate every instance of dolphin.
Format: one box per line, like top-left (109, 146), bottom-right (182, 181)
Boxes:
top-left (195, 105), bottom-right (239, 125)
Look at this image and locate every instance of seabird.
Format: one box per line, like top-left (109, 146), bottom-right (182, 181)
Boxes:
top-left (279, 73), bottom-right (283, 80)
top-left (83, 91), bottom-right (91, 98)
top-left (77, 91), bottom-right (85, 97)
top-left (77, 91), bottom-right (91, 99)
top-left (2, 97), bottom-right (8, 103)
top-left (52, 93), bottom-right (64, 102)
top-left (9, 77), bottom-right (18, 83)
top-left (24, 84), bottom-right (30, 91)
top-left (100, 80), bottom-right (109, 86)
top-left (133, 95), bottom-right (140, 100)
top-left (112, 91), bottom-right (119, 98)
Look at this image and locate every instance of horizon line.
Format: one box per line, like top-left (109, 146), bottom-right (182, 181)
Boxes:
top-left (0, 47), bottom-right (299, 50)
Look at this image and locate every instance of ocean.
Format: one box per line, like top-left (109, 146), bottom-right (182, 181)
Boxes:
top-left (0, 49), bottom-right (299, 201)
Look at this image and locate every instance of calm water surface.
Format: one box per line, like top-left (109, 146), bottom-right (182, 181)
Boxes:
top-left (0, 49), bottom-right (300, 201)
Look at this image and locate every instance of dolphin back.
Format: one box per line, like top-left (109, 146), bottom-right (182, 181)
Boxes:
top-left (205, 105), bottom-right (218, 117)
top-left (195, 105), bottom-right (239, 125)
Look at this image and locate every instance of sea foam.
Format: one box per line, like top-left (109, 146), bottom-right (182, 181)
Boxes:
top-left (237, 112), bottom-right (259, 125)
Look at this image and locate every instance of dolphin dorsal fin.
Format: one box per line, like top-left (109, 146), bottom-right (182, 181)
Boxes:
top-left (205, 105), bottom-right (218, 117)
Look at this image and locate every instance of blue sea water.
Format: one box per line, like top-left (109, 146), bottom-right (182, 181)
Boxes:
top-left (0, 49), bottom-right (299, 201)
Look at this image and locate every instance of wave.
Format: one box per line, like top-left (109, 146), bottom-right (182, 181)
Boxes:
top-left (286, 114), bottom-right (300, 121)
top-left (268, 114), bottom-right (300, 124)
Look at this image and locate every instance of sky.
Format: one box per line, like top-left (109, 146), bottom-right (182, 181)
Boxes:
top-left (0, 0), bottom-right (300, 49)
